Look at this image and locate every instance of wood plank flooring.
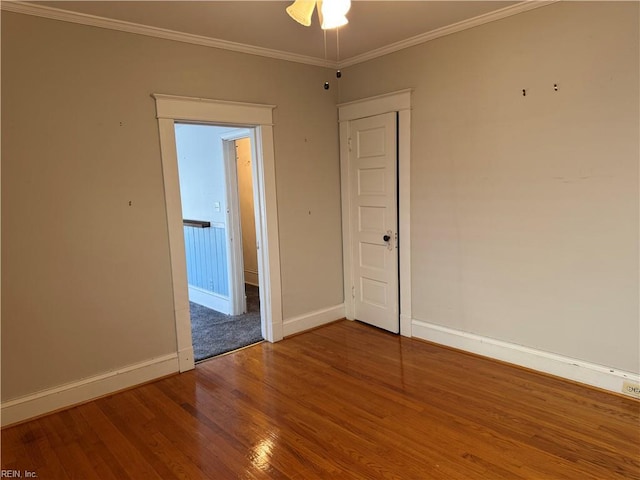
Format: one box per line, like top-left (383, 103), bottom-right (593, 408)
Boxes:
top-left (2, 320), bottom-right (639, 479)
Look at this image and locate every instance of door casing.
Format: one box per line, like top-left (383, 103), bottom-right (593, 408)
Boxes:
top-left (153, 94), bottom-right (283, 372)
top-left (338, 90), bottom-right (412, 337)
top-left (220, 129), bottom-right (252, 316)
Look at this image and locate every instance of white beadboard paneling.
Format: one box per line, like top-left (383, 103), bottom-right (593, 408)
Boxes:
top-left (184, 225), bottom-right (228, 296)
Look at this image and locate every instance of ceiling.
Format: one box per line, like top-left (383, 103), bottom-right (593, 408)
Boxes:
top-left (24, 1), bottom-right (528, 66)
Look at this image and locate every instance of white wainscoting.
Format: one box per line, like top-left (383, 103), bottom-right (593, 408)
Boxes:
top-left (1, 354), bottom-right (179, 427)
top-left (411, 319), bottom-right (639, 397)
top-left (184, 224), bottom-right (228, 296)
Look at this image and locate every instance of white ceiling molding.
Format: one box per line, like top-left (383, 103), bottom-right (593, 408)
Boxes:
top-left (1, 1), bottom-right (338, 68)
top-left (2, 0), bottom-right (558, 70)
top-left (339, 0), bottom-right (560, 68)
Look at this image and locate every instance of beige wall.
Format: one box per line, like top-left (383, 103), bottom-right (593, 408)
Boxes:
top-left (3, 1), bottom-right (638, 406)
top-left (1, 12), bottom-right (344, 401)
top-left (340, 1), bottom-right (639, 373)
top-left (236, 137), bottom-right (259, 286)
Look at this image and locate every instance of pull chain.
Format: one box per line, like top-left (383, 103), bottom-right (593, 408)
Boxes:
top-left (336, 27), bottom-right (342, 79)
top-left (323, 29), bottom-right (330, 90)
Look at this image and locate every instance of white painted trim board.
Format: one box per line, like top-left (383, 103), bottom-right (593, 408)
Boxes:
top-left (0, 1), bottom-right (336, 68)
top-left (412, 319), bottom-right (640, 397)
top-left (1, 354), bottom-right (179, 428)
top-left (283, 304), bottom-right (345, 337)
top-left (2, 1), bottom-right (559, 69)
top-left (153, 94), bottom-right (284, 379)
top-left (339, 1), bottom-right (560, 67)
top-left (188, 286), bottom-right (231, 315)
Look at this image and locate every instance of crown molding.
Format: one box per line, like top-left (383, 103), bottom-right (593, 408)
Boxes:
top-left (0, 1), bottom-right (339, 69)
top-left (338, 0), bottom-right (560, 68)
top-left (2, 0), bottom-right (558, 70)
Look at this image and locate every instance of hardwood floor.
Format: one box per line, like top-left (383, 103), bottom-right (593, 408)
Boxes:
top-left (2, 320), bottom-right (639, 479)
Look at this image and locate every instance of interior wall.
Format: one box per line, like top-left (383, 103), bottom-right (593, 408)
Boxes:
top-left (340, 1), bottom-right (639, 373)
top-left (1, 12), bottom-right (343, 402)
top-left (175, 124), bottom-right (235, 225)
top-left (236, 137), bottom-right (259, 287)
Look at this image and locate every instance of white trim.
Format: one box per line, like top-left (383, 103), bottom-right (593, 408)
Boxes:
top-left (1, 0), bottom-right (559, 69)
top-left (1, 354), bottom-right (179, 427)
top-left (411, 319), bottom-right (640, 396)
top-left (339, 1), bottom-right (560, 68)
top-left (153, 95), bottom-right (283, 375)
top-left (0, 1), bottom-right (337, 68)
top-left (398, 108), bottom-right (412, 337)
top-left (253, 125), bottom-right (283, 342)
top-left (338, 89), bottom-right (412, 122)
top-left (283, 304), bottom-right (346, 337)
top-left (338, 90), bottom-right (412, 337)
top-left (219, 129), bottom-right (254, 142)
top-left (339, 121), bottom-right (354, 321)
top-left (157, 117), bottom-right (194, 372)
top-left (221, 130), bottom-right (251, 316)
top-left (188, 286), bottom-right (231, 315)
top-left (154, 94), bottom-right (275, 126)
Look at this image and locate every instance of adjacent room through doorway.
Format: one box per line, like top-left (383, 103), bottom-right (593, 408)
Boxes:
top-left (174, 123), bottom-right (263, 362)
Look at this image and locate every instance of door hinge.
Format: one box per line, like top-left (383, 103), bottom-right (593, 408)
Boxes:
top-left (351, 285), bottom-right (355, 299)
top-left (348, 137), bottom-right (352, 152)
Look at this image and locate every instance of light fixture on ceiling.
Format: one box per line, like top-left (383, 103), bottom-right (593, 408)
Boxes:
top-left (286, 0), bottom-right (351, 30)
top-left (286, 0), bottom-right (349, 90)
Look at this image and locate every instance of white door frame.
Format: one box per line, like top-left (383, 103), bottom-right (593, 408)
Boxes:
top-left (153, 94), bottom-right (284, 372)
top-left (221, 128), bottom-right (252, 316)
top-left (338, 89), bottom-right (412, 337)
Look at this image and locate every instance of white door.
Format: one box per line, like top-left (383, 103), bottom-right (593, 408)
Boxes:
top-left (348, 112), bottom-right (399, 333)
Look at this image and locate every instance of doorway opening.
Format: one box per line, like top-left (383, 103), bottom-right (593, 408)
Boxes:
top-left (174, 123), bottom-right (263, 362)
top-left (154, 93), bottom-right (283, 373)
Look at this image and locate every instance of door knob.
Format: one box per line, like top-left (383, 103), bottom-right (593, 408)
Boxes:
top-left (383, 234), bottom-right (391, 242)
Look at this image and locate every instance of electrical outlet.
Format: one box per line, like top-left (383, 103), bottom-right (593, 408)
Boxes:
top-left (621, 381), bottom-right (640, 399)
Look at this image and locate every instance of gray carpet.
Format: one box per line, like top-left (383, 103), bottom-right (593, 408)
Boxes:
top-left (190, 284), bottom-right (262, 362)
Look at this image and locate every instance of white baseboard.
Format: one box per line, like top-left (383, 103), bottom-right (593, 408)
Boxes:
top-left (177, 346), bottom-right (195, 373)
top-left (283, 304), bottom-right (345, 337)
top-left (1, 353), bottom-right (179, 427)
top-left (411, 319), bottom-right (639, 397)
top-left (189, 285), bottom-right (230, 314)
top-left (244, 270), bottom-right (259, 287)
